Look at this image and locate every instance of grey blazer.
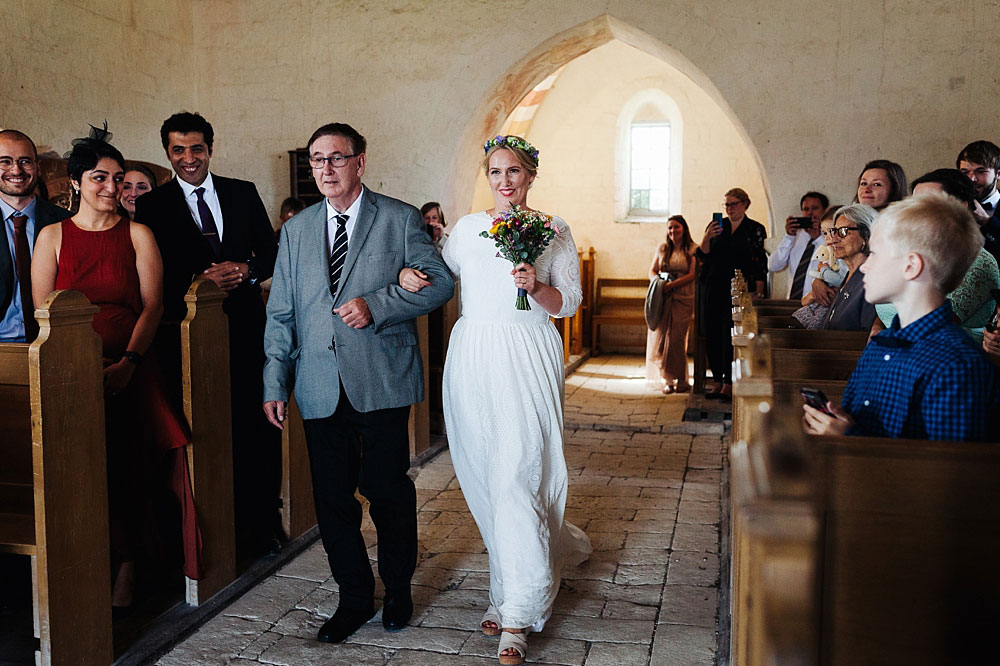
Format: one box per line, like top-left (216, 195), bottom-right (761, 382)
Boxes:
top-left (263, 188), bottom-right (454, 417)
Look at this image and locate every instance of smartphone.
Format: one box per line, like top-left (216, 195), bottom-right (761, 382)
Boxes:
top-left (800, 387), bottom-right (832, 414)
top-left (712, 212), bottom-right (724, 223)
top-left (792, 216), bottom-right (812, 229)
top-left (988, 289), bottom-right (1000, 333)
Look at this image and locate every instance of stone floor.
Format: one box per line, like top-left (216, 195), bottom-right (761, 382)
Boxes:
top-left (157, 355), bottom-right (725, 666)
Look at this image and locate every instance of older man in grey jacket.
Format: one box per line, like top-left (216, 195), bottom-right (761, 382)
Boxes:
top-left (264, 123), bottom-right (453, 643)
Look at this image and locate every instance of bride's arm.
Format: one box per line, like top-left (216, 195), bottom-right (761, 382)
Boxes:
top-left (525, 218), bottom-right (581, 318)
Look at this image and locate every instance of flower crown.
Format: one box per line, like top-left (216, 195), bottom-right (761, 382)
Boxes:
top-left (483, 135), bottom-right (540, 166)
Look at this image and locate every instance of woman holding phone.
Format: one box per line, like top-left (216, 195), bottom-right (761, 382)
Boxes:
top-left (696, 188), bottom-right (767, 400)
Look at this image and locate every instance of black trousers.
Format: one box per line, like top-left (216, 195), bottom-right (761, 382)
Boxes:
top-left (302, 387), bottom-right (416, 610)
top-left (701, 281), bottom-right (734, 385)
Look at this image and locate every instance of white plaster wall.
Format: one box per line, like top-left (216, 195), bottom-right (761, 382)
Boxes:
top-left (187, 0), bottom-right (997, 240)
top-left (0, 0), bottom-right (195, 164)
top-left (3, 0), bottom-right (998, 239)
top-left (470, 40), bottom-right (766, 279)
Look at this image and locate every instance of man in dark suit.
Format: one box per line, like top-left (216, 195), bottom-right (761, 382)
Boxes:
top-left (0, 130), bottom-right (72, 343)
top-left (957, 140), bottom-right (1000, 264)
top-left (135, 112), bottom-right (280, 557)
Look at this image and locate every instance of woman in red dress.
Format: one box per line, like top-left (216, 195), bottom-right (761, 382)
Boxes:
top-left (31, 134), bottom-right (201, 609)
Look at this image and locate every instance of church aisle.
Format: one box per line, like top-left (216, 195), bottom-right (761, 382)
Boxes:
top-left (157, 356), bottom-right (723, 665)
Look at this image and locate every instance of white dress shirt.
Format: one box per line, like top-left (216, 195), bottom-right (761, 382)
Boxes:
top-left (177, 172), bottom-right (225, 241)
top-left (326, 186), bottom-right (365, 254)
top-left (768, 229), bottom-right (825, 298)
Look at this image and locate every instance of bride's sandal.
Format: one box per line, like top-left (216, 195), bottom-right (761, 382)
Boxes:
top-left (480, 605), bottom-right (501, 636)
top-left (498, 628), bottom-right (527, 665)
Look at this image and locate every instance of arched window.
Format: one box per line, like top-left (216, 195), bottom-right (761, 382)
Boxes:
top-left (615, 89), bottom-right (683, 222)
top-left (629, 123), bottom-right (671, 214)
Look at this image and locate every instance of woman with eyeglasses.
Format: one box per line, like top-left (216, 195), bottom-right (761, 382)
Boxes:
top-left (697, 187), bottom-right (768, 400)
top-left (819, 203), bottom-right (878, 330)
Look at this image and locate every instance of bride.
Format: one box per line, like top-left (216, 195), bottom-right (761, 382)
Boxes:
top-left (400, 135), bottom-right (591, 664)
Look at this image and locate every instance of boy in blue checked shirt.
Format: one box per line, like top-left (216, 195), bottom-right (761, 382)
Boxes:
top-left (803, 192), bottom-right (1000, 441)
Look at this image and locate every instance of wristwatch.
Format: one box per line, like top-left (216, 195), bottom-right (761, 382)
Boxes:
top-left (246, 262), bottom-right (260, 286)
top-left (122, 350), bottom-right (143, 365)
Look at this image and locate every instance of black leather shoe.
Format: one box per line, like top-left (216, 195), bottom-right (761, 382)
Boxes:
top-left (266, 535), bottom-right (283, 557)
top-left (381, 591), bottom-right (413, 632)
top-left (317, 606), bottom-right (376, 643)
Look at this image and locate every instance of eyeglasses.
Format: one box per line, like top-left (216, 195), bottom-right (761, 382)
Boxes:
top-left (309, 154), bottom-right (358, 169)
top-left (0, 157), bottom-right (36, 171)
top-left (823, 226), bottom-right (859, 238)
top-left (722, 201), bottom-right (745, 208)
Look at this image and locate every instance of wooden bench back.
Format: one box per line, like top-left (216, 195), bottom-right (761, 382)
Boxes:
top-left (180, 279), bottom-right (236, 605)
top-left (814, 433), bottom-right (1000, 664)
top-left (730, 407), bottom-right (819, 666)
top-left (591, 277), bottom-right (649, 354)
top-left (731, 405), bottom-right (1000, 665)
top-left (733, 335), bottom-right (857, 443)
top-left (0, 290), bottom-right (112, 666)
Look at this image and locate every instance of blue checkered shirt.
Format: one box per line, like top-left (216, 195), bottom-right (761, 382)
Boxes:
top-left (842, 301), bottom-right (1000, 441)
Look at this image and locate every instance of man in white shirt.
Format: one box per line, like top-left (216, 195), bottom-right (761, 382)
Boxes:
top-left (768, 191), bottom-right (828, 300)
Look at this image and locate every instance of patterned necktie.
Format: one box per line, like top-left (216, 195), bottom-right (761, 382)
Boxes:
top-left (194, 187), bottom-right (222, 257)
top-left (328, 214), bottom-right (349, 298)
top-left (10, 214), bottom-right (37, 341)
top-left (789, 238), bottom-right (816, 301)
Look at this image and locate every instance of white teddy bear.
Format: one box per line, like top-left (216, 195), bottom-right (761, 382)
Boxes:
top-left (806, 244), bottom-right (849, 288)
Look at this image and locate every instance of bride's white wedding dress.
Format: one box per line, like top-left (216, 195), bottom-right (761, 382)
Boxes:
top-left (441, 210), bottom-right (592, 631)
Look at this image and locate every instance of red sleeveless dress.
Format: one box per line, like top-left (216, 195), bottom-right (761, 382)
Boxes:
top-left (56, 217), bottom-right (203, 579)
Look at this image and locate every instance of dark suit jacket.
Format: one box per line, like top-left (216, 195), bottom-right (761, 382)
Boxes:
top-left (983, 213), bottom-right (1000, 265)
top-left (134, 174), bottom-right (277, 324)
top-left (1, 198), bottom-right (72, 318)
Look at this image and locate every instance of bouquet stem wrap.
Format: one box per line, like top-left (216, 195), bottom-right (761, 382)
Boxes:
top-left (515, 287), bottom-right (529, 311)
top-left (479, 205), bottom-right (560, 311)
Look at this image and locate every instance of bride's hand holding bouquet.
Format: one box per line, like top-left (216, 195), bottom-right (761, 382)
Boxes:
top-left (479, 204), bottom-right (559, 310)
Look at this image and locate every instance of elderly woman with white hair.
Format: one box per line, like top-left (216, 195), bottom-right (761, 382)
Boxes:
top-left (820, 203), bottom-right (879, 330)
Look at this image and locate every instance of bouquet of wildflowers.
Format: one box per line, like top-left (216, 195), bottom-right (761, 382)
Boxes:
top-left (480, 204), bottom-right (559, 310)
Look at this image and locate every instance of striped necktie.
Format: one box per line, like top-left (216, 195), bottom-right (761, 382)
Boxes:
top-left (789, 238), bottom-right (816, 301)
top-left (328, 214), bottom-right (349, 298)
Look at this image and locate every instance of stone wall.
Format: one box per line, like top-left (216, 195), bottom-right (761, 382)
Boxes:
top-left (3, 0), bottom-right (995, 281)
top-left (0, 0), bottom-right (194, 164)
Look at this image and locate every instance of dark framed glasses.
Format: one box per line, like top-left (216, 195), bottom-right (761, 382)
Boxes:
top-left (823, 226), bottom-right (859, 238)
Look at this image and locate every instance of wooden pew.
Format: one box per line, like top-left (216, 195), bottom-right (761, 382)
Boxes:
top-left (730, 408), bottom-right (819, 666)
top-left (730, 405), bottom-right (1000, 665)
top-left (590, 277), bottom-right (648, 355)
top-left (280, 395), bottom-right (316, 541)
top-left (0, 290), bottom-right (113, 666)
top-left (733, 334), bottom-right (852, 444)
top-left (753, 298), bottom-right (801, 316)
top-left (180, 279), bottom-right (236, 604)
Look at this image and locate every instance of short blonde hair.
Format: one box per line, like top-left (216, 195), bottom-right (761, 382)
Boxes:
top-left (482, 142), bottom-right (538, 177)
top-left (724, 187), bottom-right (750, 207)
top-left (876, 192), bottom-right (983, 293)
